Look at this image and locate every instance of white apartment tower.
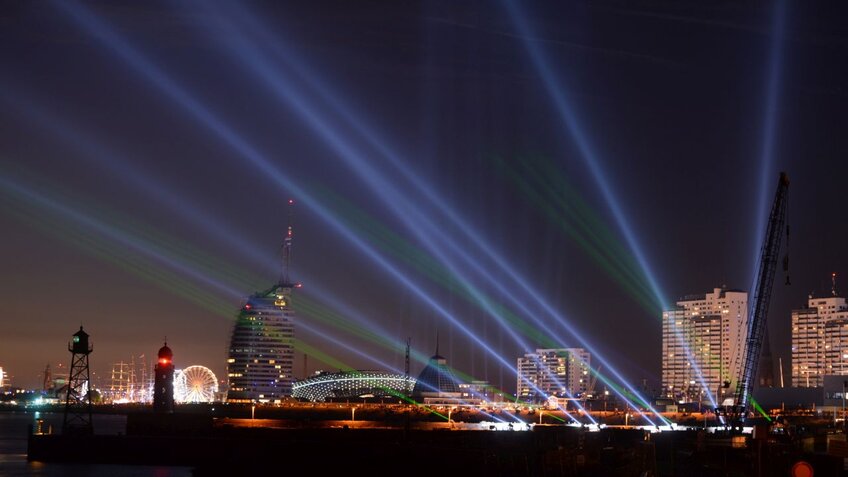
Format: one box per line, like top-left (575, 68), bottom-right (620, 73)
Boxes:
top-left (791, 293), bottom-right (848, 387)
top-left (662, 287), bottom-right (748, 403)
top-left (516, 348), bottom-right (590, 402)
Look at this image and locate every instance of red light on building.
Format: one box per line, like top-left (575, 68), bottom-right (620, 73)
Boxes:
top-left (245, 304), bottom-right (252, 310)
top-left (154, 342), bottom-right (174, 413)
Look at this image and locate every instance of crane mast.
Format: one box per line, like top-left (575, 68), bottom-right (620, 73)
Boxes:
top-left (734, 171), bottom-right (789, 423)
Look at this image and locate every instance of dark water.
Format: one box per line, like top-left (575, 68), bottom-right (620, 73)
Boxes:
top-left (0, 411), bottom-right (192, 477)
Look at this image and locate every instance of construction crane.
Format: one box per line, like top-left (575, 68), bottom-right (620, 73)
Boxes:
top-left (728, 171), bottom-right (790, 426)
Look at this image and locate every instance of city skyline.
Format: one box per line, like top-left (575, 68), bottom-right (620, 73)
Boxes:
top-left (2, 1), bottom-right (847, 398)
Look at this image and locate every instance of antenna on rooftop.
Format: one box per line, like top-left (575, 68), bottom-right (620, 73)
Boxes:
top-left (282, 199), bottom-right (294, 286)
top-left (404, 337), bottom-right (411, 397)
top-left (833, 273), bottom-right (838, 297)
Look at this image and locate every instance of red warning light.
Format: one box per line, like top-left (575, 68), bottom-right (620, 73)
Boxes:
top-left (791, 461), bottom-right (813, 477)
top-left (288, 199), bottom-right (294, 205)
top-left (158, 358), bottom-right (169, 365)
top-left (295, 283), bottom-right (303, 288)
top-left (245, 304), bottom-right (252, 310)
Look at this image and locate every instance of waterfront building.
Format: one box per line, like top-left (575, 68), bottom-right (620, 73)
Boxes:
top-left (791, 293), bottom-right (848, 387)
top-left (458, 380), bottom-right (496, 403)
top-left (292, 370), bottom-right (414, 402)
top-left (153, 343), bottom-right (174, 413)
top-left (661, 287), bottom-right (748, 403)
top-left (411, 347), bottom-right (463, 405)
top-left (226, 284), bottom-right (295, 403)
top-left (516, 348), bottom-right (591, 403)
top-left (227, 205), bottom-right (297, 403)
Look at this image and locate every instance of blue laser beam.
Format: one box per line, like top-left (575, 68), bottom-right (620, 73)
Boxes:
top-left (183, 3), bottom-right (614, 419)
top-left (57, 0), bottom-right (670, 422)
top-left (0, 174), bottom-right (243, 300)
top-left (0, 84), bottom-right (274, 277)
top-left (208, 0), bottom-right (659, 421)
top-left (750, 0), bottom-right (788, 287)
top-left (500, 0), bottom-right (713, 413)
top-left (54, 0), bottom-right (524, 390)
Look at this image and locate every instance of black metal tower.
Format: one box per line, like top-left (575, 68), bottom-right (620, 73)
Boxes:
top-left (63, 326), bottom-right (93, 435)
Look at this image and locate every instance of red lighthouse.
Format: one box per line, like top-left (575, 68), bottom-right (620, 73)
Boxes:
top-left (153, 342), bottom-right (174, 413)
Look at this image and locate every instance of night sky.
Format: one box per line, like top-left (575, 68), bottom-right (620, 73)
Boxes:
top-left (1, 0), bottom-right (847, 396)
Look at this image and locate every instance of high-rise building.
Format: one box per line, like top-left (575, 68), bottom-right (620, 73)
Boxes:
top-left (662, 287), bottom-right (748, 403)
top-left (227, 201), bottom-right (297, 403)
top-left (791, 294), bottom-right (848, 387)
top-left (516, 348), bottom-right (590, 402)
top-left (226, 284), bottom-right (296, 403)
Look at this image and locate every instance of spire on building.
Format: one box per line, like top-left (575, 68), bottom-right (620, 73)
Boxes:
top-left (412, 341), bottom-right (461, 400)
top-left (281, 199), bottom-right (294, 287)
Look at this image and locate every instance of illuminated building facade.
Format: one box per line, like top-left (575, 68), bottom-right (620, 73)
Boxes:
top-left (516, 348), bottom-right (590, 402)
top-left (791, 294), bottom-right (848, 387)
top-left (292, 370), bottom-right (413, 402)
top-left (661, 287), bottom-right (747, 403)
top-left (226, 284), bottom-right (295, 403)
top-left (411, 350), bottom-right (463, 405)
top-left (458, 380), bottom-right (497, 403)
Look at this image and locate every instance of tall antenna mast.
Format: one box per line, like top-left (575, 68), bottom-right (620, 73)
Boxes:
top-left (282, 199), bottom-right (294, 286)
top-left (404, 337), bottom-right (411, 397)
top-left (833, 272), bottom-right (838, 297)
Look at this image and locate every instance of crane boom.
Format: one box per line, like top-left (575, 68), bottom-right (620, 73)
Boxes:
top-left (734, 171), bottom-right (789, 422)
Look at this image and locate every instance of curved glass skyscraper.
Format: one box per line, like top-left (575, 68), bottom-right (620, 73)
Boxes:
top-left (226, 284), bottom-right (295, 403)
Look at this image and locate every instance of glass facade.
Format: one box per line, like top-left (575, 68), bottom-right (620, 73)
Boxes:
top-left (226, 284), bottom-right (295, 402)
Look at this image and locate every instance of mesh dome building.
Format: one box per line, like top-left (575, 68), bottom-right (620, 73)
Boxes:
top-left (292, 371), bottom-right (414, 402)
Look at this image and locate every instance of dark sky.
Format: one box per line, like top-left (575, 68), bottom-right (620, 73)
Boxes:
top-left (1, 0), bottom-right (846, 395)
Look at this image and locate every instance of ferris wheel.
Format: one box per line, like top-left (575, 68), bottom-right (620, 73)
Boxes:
top-left (174, 365), bottom-right (218, 403)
